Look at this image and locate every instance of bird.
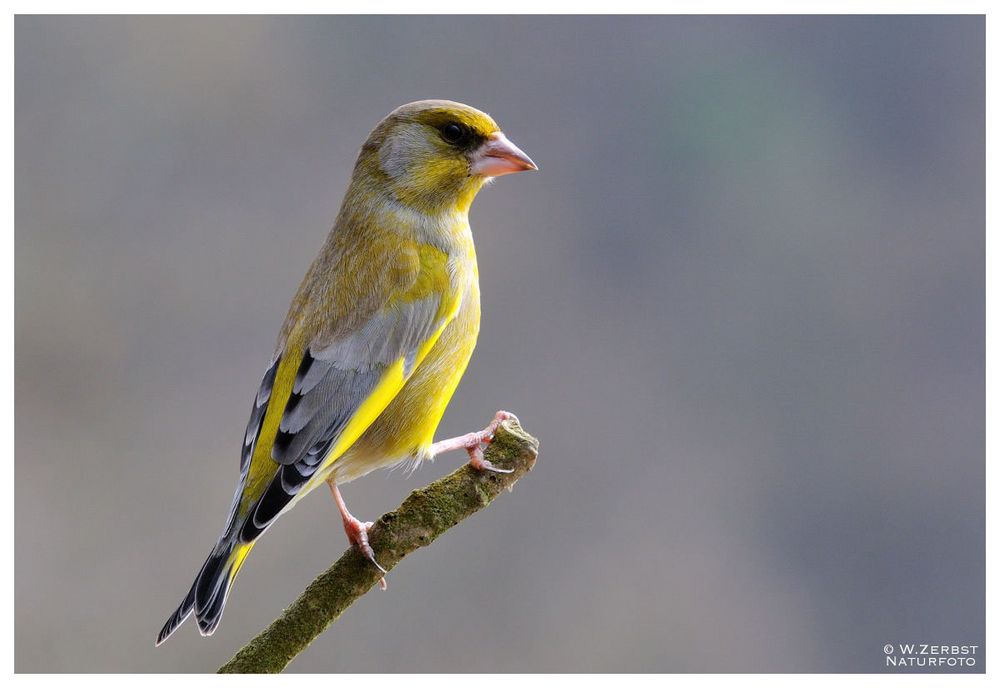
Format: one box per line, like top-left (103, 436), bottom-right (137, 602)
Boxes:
top-left (155, 100), bottom-right (537, 645)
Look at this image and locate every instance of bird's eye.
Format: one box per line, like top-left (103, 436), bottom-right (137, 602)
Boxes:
top-left (440, 123), bottom-right (467, 145)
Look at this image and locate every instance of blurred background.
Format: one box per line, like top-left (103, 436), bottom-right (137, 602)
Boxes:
top-left (15, 16), bottom-right (984, 672)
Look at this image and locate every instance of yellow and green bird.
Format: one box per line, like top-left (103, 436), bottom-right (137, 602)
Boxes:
top-left (156, 100), bottom-right (537, 644)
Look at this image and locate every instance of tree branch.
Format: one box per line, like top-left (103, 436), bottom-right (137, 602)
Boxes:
top-left (217, 418), bottom-right (539, 673)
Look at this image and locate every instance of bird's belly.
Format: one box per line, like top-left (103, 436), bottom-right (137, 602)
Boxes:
top-left (327, 288), bottom-right (481, 484)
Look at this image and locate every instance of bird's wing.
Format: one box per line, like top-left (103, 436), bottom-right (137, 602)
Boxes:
top-left (233, 242), bottom-right (459, 542)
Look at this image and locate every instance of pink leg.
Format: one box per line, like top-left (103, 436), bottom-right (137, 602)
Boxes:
top-left (328, 481), bottom-right (387, 590)
top-left (427, 410), bottom-right (518, 474)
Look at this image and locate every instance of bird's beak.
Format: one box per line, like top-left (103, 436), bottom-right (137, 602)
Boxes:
top-left (470, 132), bottom-right (538, 177)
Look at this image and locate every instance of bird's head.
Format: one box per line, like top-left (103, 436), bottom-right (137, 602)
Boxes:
top-left (353, 100), bottom-right (537, 215)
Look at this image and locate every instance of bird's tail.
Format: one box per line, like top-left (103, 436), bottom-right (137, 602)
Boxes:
top-left (155, 536), bottom-right (256, 646)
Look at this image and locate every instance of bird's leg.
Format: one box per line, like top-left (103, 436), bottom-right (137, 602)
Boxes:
top-left (327, 480), bottom-right (387, 590)
top-left (427, 410), bottom-right (518, 474)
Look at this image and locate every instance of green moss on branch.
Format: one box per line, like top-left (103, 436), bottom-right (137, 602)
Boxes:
top-left (217, 418), bottom-right (539, 673)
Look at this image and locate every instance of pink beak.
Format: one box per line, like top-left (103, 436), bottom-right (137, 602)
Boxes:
top-left (470, 132), bottom-right (538, 177)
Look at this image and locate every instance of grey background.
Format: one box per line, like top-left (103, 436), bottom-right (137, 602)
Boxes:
top-left (15, 16), bottom-right (984, 672)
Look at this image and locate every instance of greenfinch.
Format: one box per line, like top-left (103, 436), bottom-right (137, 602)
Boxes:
top-left (156, 100), bottom-right (537, 644)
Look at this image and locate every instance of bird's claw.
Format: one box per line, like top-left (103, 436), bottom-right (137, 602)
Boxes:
top-left (342, 515), bottom-right (387, 589)
top-left (481, 410), bottom-right (518, 444)
top-left (468, 443), bottom-right (514, 474)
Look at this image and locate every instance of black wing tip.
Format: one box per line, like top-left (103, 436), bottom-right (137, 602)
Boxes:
top-left (242, 470), bottom-right (299, 542)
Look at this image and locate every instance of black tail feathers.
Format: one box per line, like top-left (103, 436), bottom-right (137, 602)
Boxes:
top-left (156, 539), bottom-right (243, 646)
top-left (155, 581), bottom-right (196, 646)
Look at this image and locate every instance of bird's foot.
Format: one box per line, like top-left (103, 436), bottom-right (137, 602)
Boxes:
top-left (482, 410), bottom-right (518, 442)
top-left (342, 514), bottom-right (388, 590)
top-left (329, 482), bottom-right (387, 590)
top-left (473, 410), bottom-right (518, 472)
top-left (429, 410), bottom-right (518, 473)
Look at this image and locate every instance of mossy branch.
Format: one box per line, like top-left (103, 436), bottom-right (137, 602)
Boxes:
top-left (217, 418), bottom-right (539, 673)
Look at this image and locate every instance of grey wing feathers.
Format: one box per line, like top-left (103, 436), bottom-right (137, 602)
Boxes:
top-left (241, 356), bottom-right (279, 473)
top-left (272, 294), bottom-right (441, 463)
top-left (238, 294), bottom-right (442, 542)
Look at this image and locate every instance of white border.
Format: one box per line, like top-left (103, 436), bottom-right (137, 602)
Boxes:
top-left (4, 2), bottom-right (995, 15)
